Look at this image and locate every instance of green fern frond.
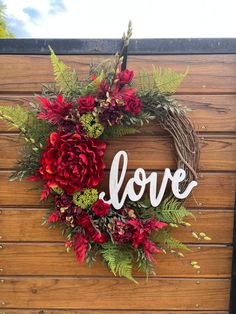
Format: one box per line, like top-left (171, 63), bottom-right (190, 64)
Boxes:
top-left (155, 199), bottom-right (195, 224)
top-left (137, 66), bottom-right (188, 95)
top-left (0, 105), bottom-right (29, 131)
top-left (154, 229), bottom-right (190, 251)
top-left (103, 124), bottom-right (140, 139)
top-left (100, 242), bottom-right (137, 283)
top-left (152, 66), bottom-right (188, 94)
top-left (49, 46), bottom-right (78, 95)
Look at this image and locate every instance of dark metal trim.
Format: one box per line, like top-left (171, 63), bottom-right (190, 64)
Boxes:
top-left (230, 199), bottom-right (236, 314)
top-left (0, 38), bottom-right (236, 55)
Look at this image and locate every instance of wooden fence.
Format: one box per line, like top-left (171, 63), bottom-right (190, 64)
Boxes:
top-left (0, 38), bottom-right (235, 313)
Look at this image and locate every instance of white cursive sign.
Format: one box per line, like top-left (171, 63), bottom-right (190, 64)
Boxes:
top-left (99, 150), bottom-right (198, 210)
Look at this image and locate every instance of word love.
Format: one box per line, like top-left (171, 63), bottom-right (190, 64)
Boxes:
top-left (99, 150), bottom-right (198, 210)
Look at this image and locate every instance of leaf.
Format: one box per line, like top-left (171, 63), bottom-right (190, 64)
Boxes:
top-left (153, 229), bottom-right (190, 251)
top-left (136, 66), bottom-right (188, 95)
top-left (0, 105), bottom-right (29, 131)
top-left (100, 242), bottom-right (137, 283)
top-left (152, 65), bottom-right (188, 94)
top-left (49, 46), bottom-right (78, 95)
top-left (103, 124), bottom-right (140, 139)
top-left (80, 71), bottom-right (105, 97)
top-left (155, 198), bottom-right (195, 224)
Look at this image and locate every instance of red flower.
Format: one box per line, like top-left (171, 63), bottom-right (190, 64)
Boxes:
top-left (91, 231), bottom-right (107, 244)
top-left (124, 94), bottom-right (142, 115)
top-left (78, 95), bottom-right (96, 113)
top-left (92, 199), bottom-right (110, 217)
top-left (39, 131), bottom-right (106, 195)
top-left (47, 212), bottom-right (59, 223)
top-left (73, 233), bottom-right (88, 263)
top-left (38, 94), bottom-right (72, 125)
top-left (142, 239), bottom-right (162, 263)
top-left (118, 69), bottom-right (134, 85)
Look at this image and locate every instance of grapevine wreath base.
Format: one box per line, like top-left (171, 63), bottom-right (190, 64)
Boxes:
top-left (0, 24), bottom-right (211, 282)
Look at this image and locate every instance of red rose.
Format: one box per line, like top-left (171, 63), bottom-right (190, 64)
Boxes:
top-left (92, 199), bottom-right (110, 217)
top-left (118, 69), bottom-right (134, 85)
top-left (124, 94), bottom-right (142, 115)
top-left (78, 95), bottom-right (96, 113)
top-left (39, 132), bottom-right (106, 195)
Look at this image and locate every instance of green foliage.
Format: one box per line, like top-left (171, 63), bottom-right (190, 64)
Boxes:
top-left (137, 66), bottom-right (188, 95)
top-left (0, 105), bottom-right (29, 131)
top-left (154, 229), bottom-right (190, 251)
top-left (80, 72), bottom-right (105, 97)
top-left (49, 46), bottom-right (78, 96)
top-left (100, 242), bottom-right (137, 283)
top-left (103, 124), bottom-right (140, 138)
top-left (155, 199), bottom-right (195, 224)
top-left (0, 4), bottom-right (14, 38)
top-left (136, 249), bottom-right (156, 277)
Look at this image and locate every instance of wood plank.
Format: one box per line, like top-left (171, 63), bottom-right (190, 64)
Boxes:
top-left (0, 54), bottom-right (236, 93)
top-left (0, 134), bottom-right (235, 171)
top-left (0, 171), bottom-right (235, 208)
top-left (0, 209), bottom-right (233, 244)
top-left (0, 95), bottom-right (236, 133)
top-left (0, 243), bottom-right (232, 278)
top-left (0, 277), bottom-right (230, 310)
top-left (0, 310), bottom-right (228, 314)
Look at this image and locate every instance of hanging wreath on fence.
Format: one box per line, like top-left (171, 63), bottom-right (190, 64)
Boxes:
top-left (0, 24), bottom-right (211, 282)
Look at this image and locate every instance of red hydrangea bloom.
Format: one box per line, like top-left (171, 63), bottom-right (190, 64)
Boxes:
top-left (73, 232), bottom-right (88, 263)
top-left (118, 69), bottom-right (134, 85)
top-left (92, 199), bottom-right (110, 217)
top-left (39, 131), bottom-right (106, 195)
top-left (124, 94), bottom-right (142, 115)
top-left (78, 95), bottom-right (96, 113)
top-left (38, 94), bottom-right (73, 125)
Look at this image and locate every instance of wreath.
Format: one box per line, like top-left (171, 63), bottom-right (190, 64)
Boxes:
top-left (0, 24), bottom-right (211, 282)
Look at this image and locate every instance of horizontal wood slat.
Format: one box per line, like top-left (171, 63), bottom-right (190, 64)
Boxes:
top-left (0, 277), bottom-right (230, 310)
top-left (1, 54), bottom-right (236, 93)
top-left (0, 243), bottom-right (232, 278)
top-left (0, 171), bottom-right (234, 208)
top-left (0, 209), bottom-right (233, 244)
top-left (0, 94), bottom-right (236, 133)
top-left (0, 311), bottom-right (229, 314)
top-left (0, 134), bottom-right (235, 171)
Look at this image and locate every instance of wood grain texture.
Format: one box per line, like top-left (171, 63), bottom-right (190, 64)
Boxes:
top-left (0, 171), bottom-right (235, 208)
top-left (0, 95), bottom-right (236, 133)
top-left (0, 134), bottom-right (235, 171)
top-left (0, 277), bottom-right (230, 310)
top-left (0, 243), bottom-right (232, 278)
top-left (0, 209), bottom-right (233, 244)
top-left (1, 54), bottom-right (236, 93)
top-left (0, 311), bottom-right (229, 314)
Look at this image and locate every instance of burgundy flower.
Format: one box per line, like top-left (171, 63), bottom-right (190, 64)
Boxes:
top-left (38, 94), bottom-right (73, 125)
top-left (124, 94), bottom-right (142, 115)
top-left (92, 199), bottom-right (110, 217)
top-left (39, 131), bottom-right (106, 195)
top-left (73, 232), bottom-right (88, 263)
top-left (78, 95), bottom-right (96, 113)
top-left (118, 69), bottom-right (134, 85)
